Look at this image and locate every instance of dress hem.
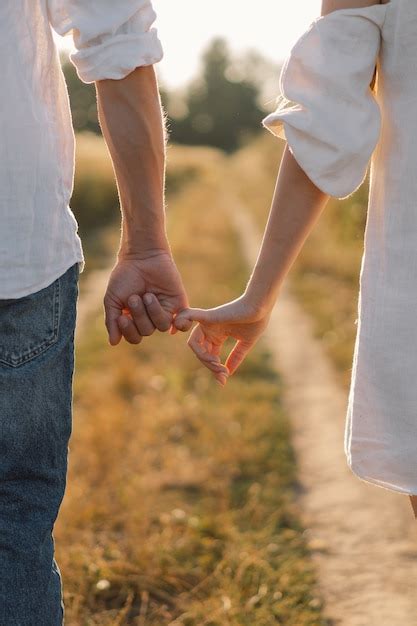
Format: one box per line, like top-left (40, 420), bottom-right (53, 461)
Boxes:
top-left (346, 459), bottom-right (417, 496)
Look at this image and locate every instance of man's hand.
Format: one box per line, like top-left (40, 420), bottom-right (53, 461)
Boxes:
top-left (104, 251), bottom-right (188, 346)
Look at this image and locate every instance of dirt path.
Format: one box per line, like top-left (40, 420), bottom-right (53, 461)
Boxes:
top-left (231, 204), bottom-right (417, 626)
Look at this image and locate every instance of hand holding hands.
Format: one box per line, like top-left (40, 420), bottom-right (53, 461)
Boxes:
top-left (104, 255), bottom-right (271, 389)
top-left (104, 250), bottom-right (188, 345)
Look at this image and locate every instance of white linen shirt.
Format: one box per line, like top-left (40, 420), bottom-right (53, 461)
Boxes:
top-left (263, 1), bottom-right (417, 495)
top-left (0, 0), bottom-right (162, 298)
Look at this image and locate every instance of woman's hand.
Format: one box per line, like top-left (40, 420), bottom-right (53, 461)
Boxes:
top-left (175, 296), bottom-right (271, 386)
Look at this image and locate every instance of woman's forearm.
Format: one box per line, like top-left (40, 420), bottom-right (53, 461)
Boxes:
top-left (321, 0), bottom-right (386, 15)
top-left (245, 145), bottom-right (329, 313)
top-left (245, 0), bottom-right (383, 312)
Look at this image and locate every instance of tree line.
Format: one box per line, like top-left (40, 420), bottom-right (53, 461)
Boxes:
top-left (63, 38), bottom-right (279, 153)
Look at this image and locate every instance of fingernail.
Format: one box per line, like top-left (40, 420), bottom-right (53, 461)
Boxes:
top-left (144, 293), bottom-right (153, 306)
top-left (129, 296), bottom-right (140, 308)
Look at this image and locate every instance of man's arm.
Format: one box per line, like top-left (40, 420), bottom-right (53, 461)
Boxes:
top-left (48, 0), bottom-right (187, 345)
top-left (96, 66), bottom-right (168, 258)
top-left (96, 66), bottom-right (188, 346)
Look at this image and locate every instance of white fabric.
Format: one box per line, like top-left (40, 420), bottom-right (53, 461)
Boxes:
top-left (263, 4), bottom-right (386, 199)
top-left (48, 0), bottom-right (163, 83)
top-left (0, 0), bottom-right (162, 298)
top-left (265, 1), bottom-right (417, 495)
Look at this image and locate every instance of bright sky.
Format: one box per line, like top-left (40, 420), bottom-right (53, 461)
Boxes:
top-left (57, 0), bottom-right (322, 88)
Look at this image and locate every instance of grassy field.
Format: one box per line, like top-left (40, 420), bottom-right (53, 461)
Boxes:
top-left (231, 134), bottom-right (369, 388)
top-left (55, 141), bottom-right (329, 625)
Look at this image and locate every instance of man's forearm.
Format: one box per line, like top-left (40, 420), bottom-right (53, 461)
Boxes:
top-left (96, 65), bottom-right (168, 258)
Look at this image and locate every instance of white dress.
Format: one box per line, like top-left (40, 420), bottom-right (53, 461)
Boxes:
top-left (263, 1), bottom-right (417, 495)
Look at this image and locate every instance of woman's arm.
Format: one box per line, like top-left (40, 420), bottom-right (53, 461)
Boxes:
top-left (240, 0), bottom-right (386, 315)
top-left (322, 0), bottom-right (387, 15)
top-left (174, 0), bottom-right (384, 384)
top-left (242, 0), bottom-right (386, 315)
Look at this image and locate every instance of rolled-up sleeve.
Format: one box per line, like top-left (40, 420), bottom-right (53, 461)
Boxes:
top-left (48, 0), bottom-right (163, 83)
top-left (263, 4), bottom-right (388, 199)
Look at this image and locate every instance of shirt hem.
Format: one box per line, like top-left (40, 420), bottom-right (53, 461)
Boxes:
top-left (0, 253), bottom-right (85, 300)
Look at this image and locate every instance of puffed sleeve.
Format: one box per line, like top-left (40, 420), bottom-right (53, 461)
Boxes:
top-left (48, 0), bottom-right (163, 83)
top-left (262, 4), bottom-right (388, 199)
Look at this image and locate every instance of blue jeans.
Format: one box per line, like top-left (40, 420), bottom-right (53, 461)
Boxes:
top-left (0, 263), bottom-right (79, 625)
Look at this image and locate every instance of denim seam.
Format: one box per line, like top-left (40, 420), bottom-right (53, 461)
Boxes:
top-left (0, 280), bottom-right (61, 368)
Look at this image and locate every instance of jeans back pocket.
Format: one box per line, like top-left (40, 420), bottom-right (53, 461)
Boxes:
top-left (0, 277), bottom-right (60, 368)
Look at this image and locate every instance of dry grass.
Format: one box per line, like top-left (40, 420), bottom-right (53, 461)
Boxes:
top-left (55, 143), bottom-right (328, 625)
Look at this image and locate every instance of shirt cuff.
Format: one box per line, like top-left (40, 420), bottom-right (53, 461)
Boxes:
top-left (70, 28), bottom-right (163, 83)
top-left (262, 4), bottom-right (388, 199)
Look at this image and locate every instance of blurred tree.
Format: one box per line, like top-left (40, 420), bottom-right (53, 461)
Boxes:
top-left (61, 39), bottom-right (278, 152)
top-left (62, 60), bottom-right (100, 134)
top-left (167, 38), bottom-right (266, 152)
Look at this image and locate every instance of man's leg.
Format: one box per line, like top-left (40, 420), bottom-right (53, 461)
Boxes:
top-left (0, 263), bottom-right (79, 625)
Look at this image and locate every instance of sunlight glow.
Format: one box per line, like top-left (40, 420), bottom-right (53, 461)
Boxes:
top-left (55, 0), bottom-right (322, 87)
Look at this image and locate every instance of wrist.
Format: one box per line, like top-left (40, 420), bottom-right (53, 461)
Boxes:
top-left (117, 243), bottom-right (172, 261)
top-left (243, 281), bottom-right (277, 319)
top-left (118, 236), bottom-right (171, 261)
